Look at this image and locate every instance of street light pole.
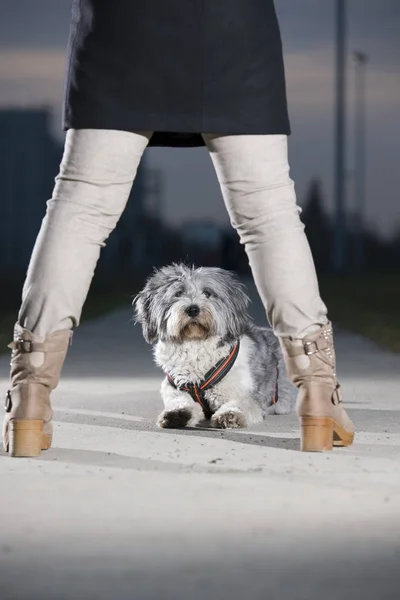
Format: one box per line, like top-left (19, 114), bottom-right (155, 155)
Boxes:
top-left (353, 51), bottom-right (368, 271)
top-left (333, 0), bottom-right (347, 273)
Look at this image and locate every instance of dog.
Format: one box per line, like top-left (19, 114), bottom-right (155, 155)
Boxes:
top-left (134, 264), bottom-right (296, 429)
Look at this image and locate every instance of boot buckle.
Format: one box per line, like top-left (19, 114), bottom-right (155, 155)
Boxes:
top-left (15, 339), bottom-right (34, 353)
top-left (5, 391), bottom-right (12, 412)
top-left (304, 341), bottom-right (318, 355)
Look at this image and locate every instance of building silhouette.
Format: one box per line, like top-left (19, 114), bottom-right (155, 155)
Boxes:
top-left (0, 108), bottom-right (154, 284)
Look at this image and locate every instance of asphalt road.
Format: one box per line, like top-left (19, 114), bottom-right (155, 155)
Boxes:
top-left (1, 282), bottom-right (399, 600)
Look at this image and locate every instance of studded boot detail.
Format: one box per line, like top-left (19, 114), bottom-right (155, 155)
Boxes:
top-left (279, 322), bottom-right (355, 452)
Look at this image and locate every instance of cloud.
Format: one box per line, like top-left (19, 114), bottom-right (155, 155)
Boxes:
top-left (0, 50), bottom-right (65, 110)
top-left (284, 50), bottom-right (400, 115)
top-left (0, 50), bottom-right (66, 80)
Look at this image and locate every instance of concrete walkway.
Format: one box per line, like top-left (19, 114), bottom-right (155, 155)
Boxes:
top-left (1, 283), bottom-right (400, 600)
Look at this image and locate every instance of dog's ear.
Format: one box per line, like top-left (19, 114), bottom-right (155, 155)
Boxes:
top-left (133, 288), bottom-right (158, 344)
top-left (215, 268), bottom-right (251, 342)
top-left (224, 295), bottom-right (251, 341)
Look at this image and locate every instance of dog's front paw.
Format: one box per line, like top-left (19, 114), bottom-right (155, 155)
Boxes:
top-left (157, 408), bottom-right (192, 429)
top-left (211, 410), bottom-right (247, 429)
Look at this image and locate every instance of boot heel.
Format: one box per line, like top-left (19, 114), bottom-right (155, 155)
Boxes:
top-left (8, 420), bottom-right (44, 457)
top-left (300, 417), bottom-right (334, 452)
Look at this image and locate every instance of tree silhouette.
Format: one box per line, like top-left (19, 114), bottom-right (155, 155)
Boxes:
top-left (302, 179), bottom-right (333, 274)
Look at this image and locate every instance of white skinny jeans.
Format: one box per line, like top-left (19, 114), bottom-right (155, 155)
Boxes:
top-left (19, 130), bottom-right (328, 338)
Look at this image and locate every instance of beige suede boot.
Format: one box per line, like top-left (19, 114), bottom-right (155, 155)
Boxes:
top-left (279, 323), bottom-right (355, 452)
top-left (3, 325), bottom-right (72, 457)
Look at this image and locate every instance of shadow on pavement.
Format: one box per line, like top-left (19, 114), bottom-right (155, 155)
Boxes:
top-left (51, 409), bottom-right (299, 450)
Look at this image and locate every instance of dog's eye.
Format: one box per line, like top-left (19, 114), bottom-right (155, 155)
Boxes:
top-left (175, 290), bottom-right (183, 298)
top-left (203, 290), bottom-right (212, 298)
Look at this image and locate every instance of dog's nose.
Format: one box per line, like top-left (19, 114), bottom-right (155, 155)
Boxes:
top-left (186, 305), bottom-right (200, 318)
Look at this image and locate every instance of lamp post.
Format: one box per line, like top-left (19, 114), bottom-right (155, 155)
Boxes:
top-left (353, 51), bottom-right (368, 271)
top-left (332, 0), bottom-right (347, 273)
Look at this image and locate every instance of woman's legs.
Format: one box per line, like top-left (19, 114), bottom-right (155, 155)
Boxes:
top-left (203, 133), bottom-right (327, 339)
top-left (204, 133), bottom-right (354, 451)
top-left (4, 129), bottom-right (152, 457)
top-left (19, 128), bottom-right (152, 336)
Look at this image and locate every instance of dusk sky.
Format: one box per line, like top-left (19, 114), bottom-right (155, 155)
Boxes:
top-left (0, 1), bottom-right (399, 237)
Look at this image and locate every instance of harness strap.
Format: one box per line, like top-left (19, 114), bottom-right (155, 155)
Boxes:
top-left (272, 380), bottom-right (277, 405)
top-left (167, 341), bottom-right (240, 418)
top-left (186, 383), bottom-right (214, 420)
top-left (200, 343), bottom-right (240, 390)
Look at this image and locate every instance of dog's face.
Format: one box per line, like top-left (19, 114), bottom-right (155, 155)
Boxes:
top-left (134, 264), bottom-right (251, 344)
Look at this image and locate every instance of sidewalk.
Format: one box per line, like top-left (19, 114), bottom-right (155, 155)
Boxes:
top-left (1, 283), bottom-right (399, 600)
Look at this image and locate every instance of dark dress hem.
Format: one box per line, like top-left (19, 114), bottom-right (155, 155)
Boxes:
top-left (62, 114), bottom-right (291, 148)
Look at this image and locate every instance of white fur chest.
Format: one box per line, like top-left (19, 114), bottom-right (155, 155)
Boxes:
top-left (155, 335), bottom-right (255, 404)
top-left (154, 338), bottom-right (231, 386)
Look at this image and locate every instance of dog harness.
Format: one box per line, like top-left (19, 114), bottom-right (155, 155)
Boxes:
top-left (166, 341), bottom-right (241, 419)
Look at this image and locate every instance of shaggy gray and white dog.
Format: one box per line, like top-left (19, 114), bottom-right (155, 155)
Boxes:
top-left (134, 264), bottom-right (296, 429)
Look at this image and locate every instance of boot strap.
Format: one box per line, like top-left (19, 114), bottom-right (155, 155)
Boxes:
top-left (8, 340), bottom-right (54, 353)
top-left (285, 338), bottom-right (331, 357)
top-left (8, 336), bottom-right (71, 353)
